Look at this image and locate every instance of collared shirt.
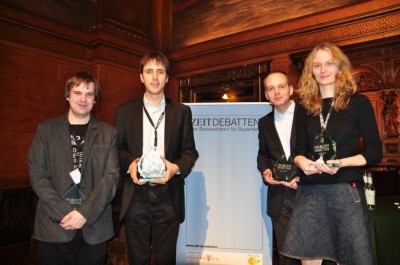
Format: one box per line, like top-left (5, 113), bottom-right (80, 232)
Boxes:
top-left (274, 100), bottom-right (295, 159)
top-left (143, 96), bottom-right (166, 156)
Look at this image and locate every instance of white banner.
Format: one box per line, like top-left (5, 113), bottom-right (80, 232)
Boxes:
top-left (177, 103), bottom-right (273, 265)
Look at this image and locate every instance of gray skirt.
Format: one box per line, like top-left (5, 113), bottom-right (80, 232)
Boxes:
top-left (280, 183), bottom-right (373, 265)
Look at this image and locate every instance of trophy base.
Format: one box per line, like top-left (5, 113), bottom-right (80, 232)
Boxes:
top-left (138, 177), bottom-right (164, 183)
top-left (327, 163), bottom-right (339, 168)
top-left (273, 177), bottom-right (295, 182)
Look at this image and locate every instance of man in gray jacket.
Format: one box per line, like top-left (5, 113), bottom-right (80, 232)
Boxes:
top-left (28, 72), bottom-right (120, 265)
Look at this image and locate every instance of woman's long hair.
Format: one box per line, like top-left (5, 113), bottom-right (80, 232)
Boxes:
top-left (297, 42), bottom-right (357, 115)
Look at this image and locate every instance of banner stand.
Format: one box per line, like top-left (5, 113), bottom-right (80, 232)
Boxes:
top-left (176, 103), bottom-right (273, 265)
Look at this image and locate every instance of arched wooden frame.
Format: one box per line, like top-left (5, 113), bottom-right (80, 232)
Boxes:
top-left (353, 66), bottom-right (384, 92)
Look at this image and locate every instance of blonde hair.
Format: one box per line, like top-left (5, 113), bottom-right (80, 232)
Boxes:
top-left (297, 42), bottom-right (357, 115)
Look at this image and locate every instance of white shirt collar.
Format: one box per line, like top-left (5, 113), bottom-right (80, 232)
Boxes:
top-left (274, 100), bottom-right (295, 119)
top-left (143, 95), bottom-right (166, 111)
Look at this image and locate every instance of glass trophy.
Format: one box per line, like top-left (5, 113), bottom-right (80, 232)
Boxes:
top-left (273, 155), bottom-right (297, 181)
top-left (138, 148), bottom-right (166, 182)
top-left (312, 129), bottom-right (338, 167)
top-left (62, 183), bottom-right (85, 209)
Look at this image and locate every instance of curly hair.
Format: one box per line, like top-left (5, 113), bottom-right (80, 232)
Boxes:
top-left (297, 42), bottom-right (357, 116)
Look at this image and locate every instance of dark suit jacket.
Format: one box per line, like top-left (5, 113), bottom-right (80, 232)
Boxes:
top-left (257, 102), bottom-right (305, 217)
top-left (28, 114), bottom-right (120, 244)
top-left (115, 97), bottom-right (198, 223)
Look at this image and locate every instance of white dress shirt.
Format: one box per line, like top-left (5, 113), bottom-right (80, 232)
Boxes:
top-left (274, 100), bottom-right (295, 160)
top-left (143, 95), bottom-right (166, 156)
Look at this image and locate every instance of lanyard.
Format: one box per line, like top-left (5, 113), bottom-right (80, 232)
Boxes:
top-left (319, 101), bottom-right (334, 132)
top-left (143, 107), bottom-right (165, 147)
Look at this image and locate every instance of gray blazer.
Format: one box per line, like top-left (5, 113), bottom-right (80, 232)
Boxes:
top-left (28, 113), bottom-right (120, 244)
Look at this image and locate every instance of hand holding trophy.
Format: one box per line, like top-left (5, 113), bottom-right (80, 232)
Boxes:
top-left (312, 126), bottom-right (338, 168)
top-left (139, 107), bottom-right (166, 182)
top-left (273, 155), bottom-right (297, 181)
top-left (62, 168), bottom-right (85, 209)
top-left (138, 147), bottom-right (166, 182)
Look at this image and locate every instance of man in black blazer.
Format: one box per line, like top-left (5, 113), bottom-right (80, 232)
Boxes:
top-left (257, 71), bottom-right (303, 265)
top-left (115, 51), bottom-right (198, 265)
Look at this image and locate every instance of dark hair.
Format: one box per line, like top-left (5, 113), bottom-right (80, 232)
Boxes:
top-left (65, 71), bottom-right (100, 101)
top-left (139, 51), bottom-right (170, 75)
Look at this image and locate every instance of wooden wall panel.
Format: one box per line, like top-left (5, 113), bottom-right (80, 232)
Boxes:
top-left (169, 8), bottom-right (400, 78)
top-left (0, 46), bottom-right (90, 188)
top-left (1, 0), bottom-right (400, 187)
top-left (172, 0), bottom-right (368, 48)
top-left (0, 46), bottom-right (92, 129)
top-left (0, 41), bottom-right (149, 190)
top-left (0, 43), bottom-right (152, 188)
top-left (100, 0), bottom-right (148, 30)
top-left (0, 0), bottom-right (158, 188)
top-left (1, 0), bottom-right (97, 32)
top-left (94, 65), bottom-right (143, 124)
top-left (0, 133), bottom-right (33, 188)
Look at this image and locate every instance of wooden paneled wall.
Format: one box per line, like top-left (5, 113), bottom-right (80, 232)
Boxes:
top-left (168, 0), bottom-right (400, 167)
top-left (0, 0), bottom-right (399, 250)
top-left (169, 2), bottom-right (400, 78)
top-left (0, 2), bottom-right (158, 189)
top-left (1, 0), bottom-right (399, 186)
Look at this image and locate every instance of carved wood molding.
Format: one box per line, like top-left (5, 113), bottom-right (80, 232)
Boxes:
top-left (170, 8), bottom-right (400, 76)
top-left (93, 19), bottom-right (150, 43)
top-left (354, 71), bottom-right (384, 92)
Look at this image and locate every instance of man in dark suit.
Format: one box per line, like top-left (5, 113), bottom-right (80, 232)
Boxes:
top-left (257, 71), bottom-right (303, 265)
top-left (115, 51), bottom-right (198, 265)
top-left (28, 72), bottom-right (120, 265)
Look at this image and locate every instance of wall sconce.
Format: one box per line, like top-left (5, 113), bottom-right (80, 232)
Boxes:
top-left (222, 93), bottom-right (228, 100)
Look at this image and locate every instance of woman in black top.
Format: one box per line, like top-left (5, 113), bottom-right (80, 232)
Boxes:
top-left (281, 43), bottom-right (382, 265)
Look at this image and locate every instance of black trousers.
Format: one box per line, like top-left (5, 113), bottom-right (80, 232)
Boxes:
top-left (36, 230), bottom-right (106, 265)
top-left (271, 188), bottom-right (301, 265)
top-left (124, 184), bottom-right (180, 265)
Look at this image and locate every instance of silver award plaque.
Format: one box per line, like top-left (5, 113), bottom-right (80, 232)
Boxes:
top-left (138, 148), bottom-right (166, 182)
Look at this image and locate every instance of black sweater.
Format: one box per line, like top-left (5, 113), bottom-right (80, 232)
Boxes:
top-left (296, 93), bottom-right (382, 185)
